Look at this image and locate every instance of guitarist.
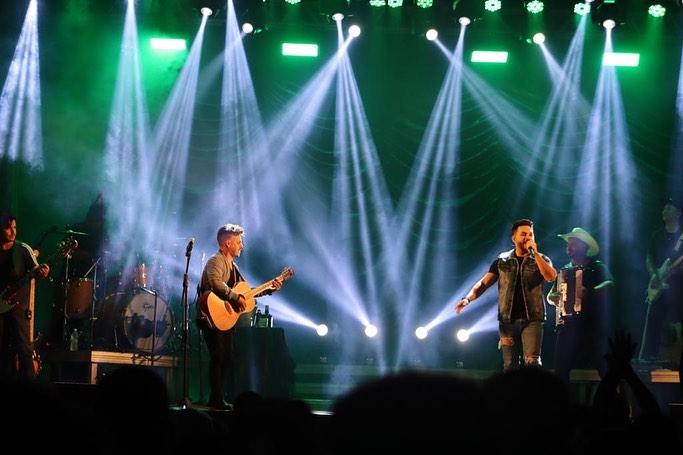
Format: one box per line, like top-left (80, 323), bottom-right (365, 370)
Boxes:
top-left (197, 223), bottom-right (282, 410)
top-left (642, 200), bottom-right (683, 362)
top-left (0, 213), bottom-right (50, 379)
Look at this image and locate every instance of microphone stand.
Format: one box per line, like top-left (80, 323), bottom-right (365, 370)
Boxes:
top-left (180, 239), bottom-right (194, 409)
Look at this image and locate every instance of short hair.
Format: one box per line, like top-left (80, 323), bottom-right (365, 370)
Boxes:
top-left (511, 219), bottom-right (533, 235)
top-left (217, 223), bottom-right (244, 245)
top-left (0, 213), bottom-right (16, 229)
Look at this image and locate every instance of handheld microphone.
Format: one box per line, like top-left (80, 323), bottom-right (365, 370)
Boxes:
top-left (528, 246), bottom-right (536, 258)
top-left (186, 238), bottom-right (195, 256)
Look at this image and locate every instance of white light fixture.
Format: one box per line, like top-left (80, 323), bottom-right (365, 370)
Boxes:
top-left (425, 29), bottom-right (438, 41)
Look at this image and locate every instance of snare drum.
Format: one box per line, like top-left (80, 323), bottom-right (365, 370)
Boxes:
top-left (96, 291), bottom-right (173, 353)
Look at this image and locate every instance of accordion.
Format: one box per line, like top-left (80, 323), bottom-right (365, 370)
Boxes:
top-left (554, 266), bottom-right (583, 326)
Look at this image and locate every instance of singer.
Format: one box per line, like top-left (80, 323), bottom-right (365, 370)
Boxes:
top-left (196, 223), bottom-right (282, 410)
top-left (455, 219), bottom-right (556, 370)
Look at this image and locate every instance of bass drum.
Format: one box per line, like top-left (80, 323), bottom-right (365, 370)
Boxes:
top-left (97, 292), bottom-right (173, 353)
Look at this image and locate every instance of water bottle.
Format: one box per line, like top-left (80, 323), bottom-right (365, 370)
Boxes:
top-left (264, 305), bottom-right (273, 328)
top-left (69, 328), bottom-right (79, 351)
top-left (253, 308), bottom-right (263, 328)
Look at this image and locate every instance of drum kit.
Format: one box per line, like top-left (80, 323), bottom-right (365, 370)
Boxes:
top-left (56, 230), bottom-right (174, 355)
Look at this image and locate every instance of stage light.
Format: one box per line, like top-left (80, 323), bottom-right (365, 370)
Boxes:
top-left (282, 43), bottom-right (319, 57)
top-left (316, 324), bottom-right (329, 336)
top-left (348, 25), bottom-right (361, 38)
top-left (648, 4), bottom-right (666, 18)
top-left (369, 0), bottom-right (386, 6)
top-left (456, 329), bottom-right (470, 342)
top-left (242, 23), bottom-right (254, 34)
top-left (388, 0), bottom-right (403, 7)
top-left (285, 0), bottom-right (302, 4)
top-left (471, 50), bottom-right (508, 63)
top-left (364, 324), bottom-right (378, 338)
top-left (415, 326), bottom-right (428, 340)
top-left (200, 7), bottom-right (213, 17)
top-left (574, 3), bottom-right (590, 16)
top-left (484, 0), bottom-right (502, 12)
top-left (417, 0), bottom-right (433, 8)
top-left (602, 52), bottom-right (640, 67)
top-left (332, 13), bottom-right (344, 21)
top-left (602, 19), bottom-right (615, 30)
top-left (532, 33), bottom-right (545, 44)
top-left (425, 29), bottom-right (438, 41)
top-left (526, 0), bottom-right (544, 14)
top-left (150, 38), bottom-right (187, 51)
top-left (459, 17), bottom-right (471, 26)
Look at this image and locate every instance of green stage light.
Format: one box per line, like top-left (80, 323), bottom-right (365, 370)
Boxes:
top-left (526, 0), bottom-right (544, 14)
top-left (485, 0), bottom-right (502, 12)
top-left (648, 4), bottom-right (666, 18)
top-left (574, 3), bottom-right (590, 16)
top-left (471, 50), bottom-right (508, 63)
top-left (282, 43), bottom-right (319, 57)
top-left (602, 52), bottom-right (640, 67)
top-left (388, 0), bottom-right (403, 7)
top-left (369, 0), bottom-right (386, 6)
top-left (150, 38), bottom-right (187, 51)
top-left (285, 0), bottom-right (301, 4)
top-left (417, 0), bottom-right (433, 8)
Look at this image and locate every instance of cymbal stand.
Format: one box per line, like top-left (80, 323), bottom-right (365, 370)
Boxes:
top-left (85, 257), bottom-right (101, 350)
top-left (61, 237), bottom-right (73, 349)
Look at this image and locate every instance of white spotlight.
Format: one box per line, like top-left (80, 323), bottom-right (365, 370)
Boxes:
top-left (425, 29), bottom-right (438, 41)
top-left (242, 22), bottom-right (254, 34)
top-left (456, 329), bottom-right (470, 343)
top-left (364, 324), bottom-right (378, 338)
top-left (459, 16), bottom-right (471, 26)
top-left (602, 19), bottom-right (616, 30)
top-left (332, 12), bottom-right (344, 22)
top-left (532, 33), bottom-right (545, 44)
top-left (415, 326), bottom-right (429, 340)
top-left (200, 7), bottom-right (213, 17)
top-left (316, 324), bottom-right (329, 337)
top-left (348, 25), bottom-right (361, 38)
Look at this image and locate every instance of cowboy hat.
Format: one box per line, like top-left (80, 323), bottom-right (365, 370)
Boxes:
top-left (558, 227), bottom-right (599, 257)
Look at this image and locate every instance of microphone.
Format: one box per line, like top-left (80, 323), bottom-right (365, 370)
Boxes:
top-left (186, 238), bottom-right (195, 256)
top-left (528, 246), bottom-right (536, 258)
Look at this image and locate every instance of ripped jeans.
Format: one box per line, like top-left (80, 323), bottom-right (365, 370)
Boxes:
top-left (499, 319), bottom-right (543, 371)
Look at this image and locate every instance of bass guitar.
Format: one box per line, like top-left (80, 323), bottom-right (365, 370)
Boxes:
top-left (645, 254), bottom-right (683, 305)
top-left (638, 253), bottom-right (683, 361)
top-left (199, 266), bottom-right (294, 331)
top-left (0, 238), bottom-right (78, 314)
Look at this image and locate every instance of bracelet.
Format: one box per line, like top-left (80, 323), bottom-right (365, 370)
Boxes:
top-left (462, 297), bottom-right (470, 305)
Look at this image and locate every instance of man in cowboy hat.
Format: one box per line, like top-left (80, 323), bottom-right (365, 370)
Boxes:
top-left (547, 227), bottom-right (613, 385)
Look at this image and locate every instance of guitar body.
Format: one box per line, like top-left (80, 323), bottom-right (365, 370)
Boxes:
top-left (198, 267), bottom-right (294, 332)
top-left (199, 281), bottom-right (255, 331)
top-left (645, 256), bottom-right (683, 305)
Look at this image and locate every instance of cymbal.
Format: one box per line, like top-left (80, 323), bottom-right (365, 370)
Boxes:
top-left (58, 229), bottom-right (89, 236)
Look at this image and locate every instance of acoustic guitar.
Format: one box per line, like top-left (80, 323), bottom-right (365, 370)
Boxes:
top-left (199, 266), bottom-right (294, 331)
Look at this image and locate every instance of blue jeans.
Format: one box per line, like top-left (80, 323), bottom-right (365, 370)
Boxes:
top-left (499, 320), bottom-right (543, 371)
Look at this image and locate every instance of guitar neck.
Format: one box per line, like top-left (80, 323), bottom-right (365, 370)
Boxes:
top-left (246, 281), bottom-right (274, 299)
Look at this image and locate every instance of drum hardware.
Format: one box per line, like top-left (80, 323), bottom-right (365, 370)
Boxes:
top-left (95, 291), bottom-right (173, 355)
